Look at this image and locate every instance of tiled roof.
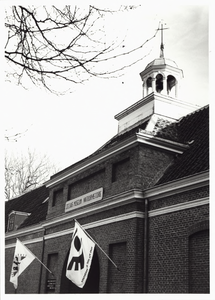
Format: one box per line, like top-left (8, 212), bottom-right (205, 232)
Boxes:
top-left (156, 105), bottom-right (209, 184)
top-left (5, 185), bottom-right (48, 232)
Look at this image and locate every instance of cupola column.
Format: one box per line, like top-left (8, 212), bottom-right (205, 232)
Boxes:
top-left (143, 82), bottom-right (147, 97)
top-left (163, 76), bottom-right (167, 95)
top-left (175, 82), bottom-right (178, 98)
top-left (152, 77), bottom-right (156, 93)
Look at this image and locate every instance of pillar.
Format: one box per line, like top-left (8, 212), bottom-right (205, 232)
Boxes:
top-left (152, 78), bottom-right (156, 93)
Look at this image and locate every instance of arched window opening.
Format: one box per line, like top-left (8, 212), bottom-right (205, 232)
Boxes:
top-left (189, 229), bottom-right (209, 293)
top-left (167, 75), bottom-right (176, 96)
top-left (156, 74), bottom-right (163, 93)
top-left (146, 77), bottom-right (152, 94)
top-left (60, 247), bottom-right (100, 293)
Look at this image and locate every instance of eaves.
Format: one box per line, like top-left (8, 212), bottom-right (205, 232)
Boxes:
top-left (45, 132), bottom-right (188, 188)
top-left (144, 170), bottom-right (209, 201)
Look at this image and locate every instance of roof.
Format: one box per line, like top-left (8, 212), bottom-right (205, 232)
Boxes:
top-left (5, 185), bottom-right (48, 232)
top-left (145, 57), bottom-right (178, 69)
top-left (5, 105), bottom-right (209, 231)
top-left (51, 105), bottom-right (209, 181)
top-left (156, 105), bottom-right (209, 184)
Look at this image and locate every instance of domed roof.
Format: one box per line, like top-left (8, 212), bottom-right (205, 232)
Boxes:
top-left (145, 57), bottom-right (178, 69)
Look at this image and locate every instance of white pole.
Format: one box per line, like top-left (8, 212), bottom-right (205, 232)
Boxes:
top-left (75, 220), bottom-right (120, 271)
top-left (17, 238), bottom-right (54, 276)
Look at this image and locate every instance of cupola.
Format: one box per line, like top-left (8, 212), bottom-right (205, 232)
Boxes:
top-left (140, 57), bottom-right (183, 99)
top-left (115, 23), bottom-right (199, 135)
top-left (140, 23), bottom-right (183, 99)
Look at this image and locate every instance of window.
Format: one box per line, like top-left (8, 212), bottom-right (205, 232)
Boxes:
top-left (112, 157), bottom-right (130, 183)
top-left (52, 189), bottom-right (63, 207)
top-left (8, 214), bottom-right (15, 231)
top-left (46, 253), bottom-right (58, 293)
top-left (156, 74), bottom-right (163, 93)
top-left (7, 211), bottom-right (31, 232)
top-left (107, 242), bottom-right (127, 292)
top-left (67, 168), bottom-right (105, 200)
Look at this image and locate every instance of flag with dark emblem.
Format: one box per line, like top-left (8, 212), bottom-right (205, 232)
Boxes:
top-left (66, 221), bottom-right (95, 288)
top-left (10, 239), bottom-right (35, 289)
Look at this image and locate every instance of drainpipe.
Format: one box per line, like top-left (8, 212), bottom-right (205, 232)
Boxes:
top-left (143, 198), bottom-right (148, 293)
top-left (38, 235), bottom-right (45, 293)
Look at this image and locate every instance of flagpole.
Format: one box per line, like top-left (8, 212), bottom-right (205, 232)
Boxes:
top-left (16, 238), bottom-right (54, 276)
top-left (74, 220), bottom-right (120, 271)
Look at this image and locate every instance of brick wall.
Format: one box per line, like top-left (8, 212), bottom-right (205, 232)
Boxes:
top-left (46, 144), bottom-right (173, 221)
top-left (38, 217), bottom-right (144, 293)
top-left (5, 240), bottom-right (44, 294)
top-left (147, 205), bottom-right (209, 293)
top-left (189, 229), bottom-right (209, 293)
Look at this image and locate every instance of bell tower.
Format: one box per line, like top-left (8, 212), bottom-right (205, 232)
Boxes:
top-left (115, 22), bottom-right (199, 135)
top-left (140, 23), bottom-right (183, 99)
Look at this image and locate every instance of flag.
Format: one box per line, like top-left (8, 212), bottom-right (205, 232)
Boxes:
top-left (10, 239), bottom-right (35, 289)
top-left (66, 221), bottom-right (95, 288)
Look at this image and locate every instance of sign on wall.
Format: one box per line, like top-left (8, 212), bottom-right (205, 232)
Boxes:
top-left (65, 188), bottom-right (103, 212)
top-left (46, 279), bottom-right (56, 293)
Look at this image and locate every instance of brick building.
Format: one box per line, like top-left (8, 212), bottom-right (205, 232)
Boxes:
top-left (5, 43), bottom-right (209, 294)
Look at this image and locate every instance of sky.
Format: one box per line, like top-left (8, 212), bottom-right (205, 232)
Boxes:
top-left (3, 3), bottom-right (210, 174)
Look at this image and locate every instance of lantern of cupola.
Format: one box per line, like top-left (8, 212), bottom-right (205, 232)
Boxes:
top-left (140, 57), bottom-right (183, 99)
top-left (140, 25), bottom-right (183, 100)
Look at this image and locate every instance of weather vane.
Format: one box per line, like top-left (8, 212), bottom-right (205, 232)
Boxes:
top-left (157, 21), bottom-right (169, 58)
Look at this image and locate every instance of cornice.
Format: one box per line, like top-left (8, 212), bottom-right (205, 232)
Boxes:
top-left (115, 93), bottom-right (198, 122)
top-left (42, 189), bottom-right (144, 229)
top-left (9, 211), bottom-right (31, 217)
top-left (149, 197), bottom-right (209, 217)
top-left (45, 135), bottom-right (137, 187)
top-left (5, 176), bottom-right (209, 247)
top-left (5, 195), bottom-right (209, 249)
top-left (136, 131), bottom-right (188, 154)
top-left (144, 171), bottom-right (209, 201)
top-left (5, 211), bottom-right (144, 249)
top-left (46, 133), bottom-right (187, 188)
top-left (114, 93), bottom-right (154, 120)
top-left (5, 224), bottom-right (44, 240)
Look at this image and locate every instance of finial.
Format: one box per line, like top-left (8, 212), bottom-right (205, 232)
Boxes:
top-left (157, 21), bottom-right (169, 58)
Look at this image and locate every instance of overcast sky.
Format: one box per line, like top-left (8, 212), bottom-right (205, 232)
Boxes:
top-left (3, 4), bottom-right (209, 172)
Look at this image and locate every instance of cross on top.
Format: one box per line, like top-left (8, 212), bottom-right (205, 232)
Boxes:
top-left (157, 21), bottom-right (169, 58)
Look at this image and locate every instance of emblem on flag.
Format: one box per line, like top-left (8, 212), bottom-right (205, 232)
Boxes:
top-left (11, 254), bottom-right (27, 278)
top-left (66, 221), bottom-right (95, 288)
top-left (10, 239), bottom-right (35, 289)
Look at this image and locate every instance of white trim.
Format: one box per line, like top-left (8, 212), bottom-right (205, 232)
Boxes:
top-left (144, 171), bottom-right (209, 200)
top-left (5, 197), bottom-right (209, 249)
top-left (42, 197), bottom-right (49, 204)
top-left (45, 211), bottom-right (144, 240)
top-left (5, 211), bottom-right (144, 248)
top-left (5, 224), bottom-right (44, 239)
top-left (5, 170), bottom-right (209, 240)
top-left (45, 136), bottom-right (137, 187)
top-left (136, 132), bottom-right (188, 154)
top-left (5, 237), bottom-right (44, 249)
top-left (149, 197), bottom-right (209, 217)
top-left (43, 189), bottom-right (143, 228)
top-left (5, 189), bottom-right (143, 239)
top-left (84, 211), bottom-right (143, 229)
top-left (9, 211), bottom-right (31, 217)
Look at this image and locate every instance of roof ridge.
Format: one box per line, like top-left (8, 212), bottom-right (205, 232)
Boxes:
top-left (6, 184), bottom-right (46, 202)
top-left (178, 104), bottom-right (209, 122)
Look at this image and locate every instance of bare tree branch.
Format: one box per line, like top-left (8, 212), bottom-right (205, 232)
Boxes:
top-left (5, 5), bottom-right (158, 94)
top-left (4, 148), bottom-right (58, 200)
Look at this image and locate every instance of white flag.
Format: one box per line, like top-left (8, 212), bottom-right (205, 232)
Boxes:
top-left (10, 239), bottom-right (35, 289)
top-left (66, 221), bottom-right (95, 288)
